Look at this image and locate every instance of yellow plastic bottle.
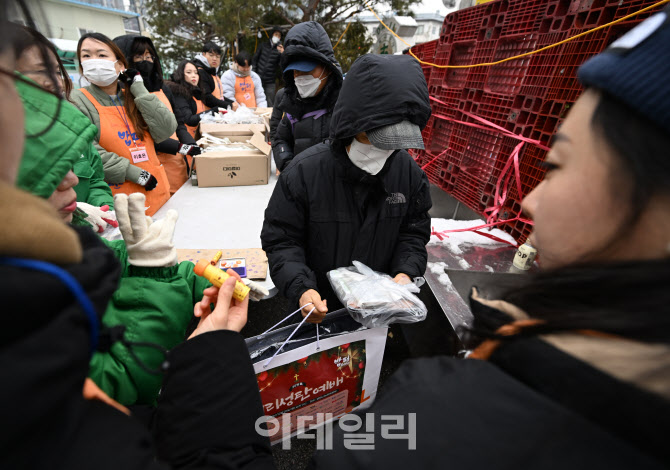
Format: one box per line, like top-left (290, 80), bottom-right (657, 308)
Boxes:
top-left (194, 260), bottom-right (250, 301)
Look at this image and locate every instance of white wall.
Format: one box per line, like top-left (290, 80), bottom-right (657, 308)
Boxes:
top-left (31, 0), bottom-right (130, 41)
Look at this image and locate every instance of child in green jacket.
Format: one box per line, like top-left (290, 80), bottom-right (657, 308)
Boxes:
top-left (15, 70), bottom-right (210, 406)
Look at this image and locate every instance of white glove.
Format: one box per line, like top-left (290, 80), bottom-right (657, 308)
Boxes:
top-left (77, 202), bottom-right (118, 233)
top-left (243, 278), bottom-right (270, 301)
top-left (114, 193), bottom-right (178, 267)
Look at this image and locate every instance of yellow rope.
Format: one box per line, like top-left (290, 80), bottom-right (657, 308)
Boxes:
top-left (334, 21), bottom-right (352, 49)
top-left (364, 0), bottom-right (670, 69)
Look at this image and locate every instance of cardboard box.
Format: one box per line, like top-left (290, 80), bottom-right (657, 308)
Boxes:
top-left (199, 122), bottom-right (267, 138)
top-left (194, 132), bottom-right (271, 188)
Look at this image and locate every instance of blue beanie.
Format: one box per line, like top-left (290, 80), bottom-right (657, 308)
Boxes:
top-left (578, 5), bottom-right (670, 134)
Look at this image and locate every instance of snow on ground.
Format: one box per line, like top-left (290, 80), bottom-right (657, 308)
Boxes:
top-left (429, 218), bottom-right (516, 254)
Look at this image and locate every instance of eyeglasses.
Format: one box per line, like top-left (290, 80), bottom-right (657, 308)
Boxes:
top-left (133, 53), bottom-right (155, 62)
top-left (0, 67), bottom-right (65, 138)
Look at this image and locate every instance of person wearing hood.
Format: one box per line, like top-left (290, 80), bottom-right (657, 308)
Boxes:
top-left (70, 32), bottom-right (175, 216)
top-left (271, 21), bottom-right (343, 173)
top-left (222, 51), bottom-right (267, 108)
top-left (251, 26), bottom-right (284, 106)
top-left (193, 41), bottom-right (237, 111)
top-left (113, 34), bottom-right (200, 195)
top-left (262, 54), bottom-right (433, 323)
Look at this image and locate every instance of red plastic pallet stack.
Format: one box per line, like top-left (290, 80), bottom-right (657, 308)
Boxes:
top-left (417, 0), bottom-right (666, 243)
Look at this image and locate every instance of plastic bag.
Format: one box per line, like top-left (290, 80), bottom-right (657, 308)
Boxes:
top-left (199, 111), bottom-right (226, 124)
top-left (222, 105), bottom-right (263, 124)
top-left (327, 261), bottom-right (427, 328)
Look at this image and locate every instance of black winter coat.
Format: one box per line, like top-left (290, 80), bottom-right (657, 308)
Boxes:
top-left (113, 35), bottom-right (196, 152)
top-left (166, 81), bottom-right (207, 128)
top-left (192, 57), bottom-right (234, 110)
top-left (0, 225), bottom-right (273, 469)
top-left (269, 87), bottom-right (285, 141)
top-left (262, 53), bottom-right (433, 307)
top-left (251, 40), bottom-right (282, 85)
top-left (261, 143), bottom-right (432, 308)
top-left (271, 22), bottom-right (343, 172)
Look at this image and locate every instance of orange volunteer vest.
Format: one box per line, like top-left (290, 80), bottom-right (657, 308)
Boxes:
top-left (186, 97), bottom-right (206, 140)
top-left (153, 89), bottom-right (188, 195)
top-left (203, 74), bottom-right (224, 111)
top-left (80, 88), bottom-right (170, 216)
top-left (234, 75), bottom-right (257, 108)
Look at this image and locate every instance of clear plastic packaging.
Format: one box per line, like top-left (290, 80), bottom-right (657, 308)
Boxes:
top-left (327, 261), bottom-right (427, 328)
top-left (222, 105), bottom-right (264, 124)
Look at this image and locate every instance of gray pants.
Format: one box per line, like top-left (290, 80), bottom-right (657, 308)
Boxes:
top-left (263, 83), bottom-right (276, 107)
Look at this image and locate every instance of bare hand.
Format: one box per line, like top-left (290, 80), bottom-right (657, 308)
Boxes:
top-left (277, 45), bottom-right (284, 53)
top-left (299, 289), bottom-right (328, 324)
top-left (393, 273), bottom-right (412, 285)
top-left (232, 102), bottom-right (239, 111)
top-left (190, 269), bottom-right (249, 338)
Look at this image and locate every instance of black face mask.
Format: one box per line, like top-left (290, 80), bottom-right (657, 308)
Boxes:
top-left (135, 60), bottom-right (154, 79)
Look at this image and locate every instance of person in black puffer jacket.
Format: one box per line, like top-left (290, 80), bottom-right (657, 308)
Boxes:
top-left (269, 87), bottom-right (285, 142)
top-left (271, 21), bottom-right (343, 173)
top-left (262, 54), bottom-right (433, 322)
top-left (252, 26), bottom-right (283, 106)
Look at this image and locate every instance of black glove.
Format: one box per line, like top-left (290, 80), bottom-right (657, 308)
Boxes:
top-left (118, 68), bottom-right (141, 87)
top-left (178, 144), bottom-right (201, 156)
top-left (137, 170), bottom-right (158, 191)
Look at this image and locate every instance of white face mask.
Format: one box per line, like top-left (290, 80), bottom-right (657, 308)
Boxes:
top-left (346, 138), bottom-right (395, 175)
top-left (294, 69), bottom-right (327, 98)
top-left (82, 59), bottom-right (119, 87)
top-left (272, 36), bottom-right (281, 45)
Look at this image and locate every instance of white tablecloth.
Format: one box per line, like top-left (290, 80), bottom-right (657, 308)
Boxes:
top-left (153, 158), bottom-right (279, 296)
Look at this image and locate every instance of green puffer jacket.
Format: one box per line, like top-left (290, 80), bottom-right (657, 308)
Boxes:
top-left (93, 239), bottom-right (210, 405)
top-left (70, 81), bottom-right (177, 185)
top-left (16, 77), bottom-right (209, 406)
top-left (73, 143), bottom-right (114, 208)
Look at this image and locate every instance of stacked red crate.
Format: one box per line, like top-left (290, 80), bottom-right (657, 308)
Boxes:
top-left (420, 0), bottom-right (666, 243)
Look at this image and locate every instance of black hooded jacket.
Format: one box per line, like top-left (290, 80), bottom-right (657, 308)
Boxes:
top-left (261, 54), bottom-right (433, 308)
top-left (271, 22), bottom-right (343, 172)
top-left (251, 38), bottom-right (282, 85)
top-left (192, 57), bottom-right (234, 111)
top-left (113, 34), bottom-right (196, 152)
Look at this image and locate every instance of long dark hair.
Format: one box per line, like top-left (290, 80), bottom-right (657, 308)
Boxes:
top-left (77, 32), bottom-right (149, 141)
top-left (467, 91), bottom-right (670, 346)
top-left (167, 59), bottom-right (202, 99)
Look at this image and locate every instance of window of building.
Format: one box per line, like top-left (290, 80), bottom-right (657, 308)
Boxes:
top-left (417, 25), bottom-right (425, 35)
top-left (124, 17), bottom-right (141, 34)
top-left (78, 28), bottom-right (95, 37)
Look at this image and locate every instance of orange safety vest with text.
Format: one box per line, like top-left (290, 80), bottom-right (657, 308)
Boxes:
top-left (153, 89), bottom-right (188, 195)
top-left (80, 88), bottom-right (170, 216)
top-left (234, 75), bottom-right (257, 108)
